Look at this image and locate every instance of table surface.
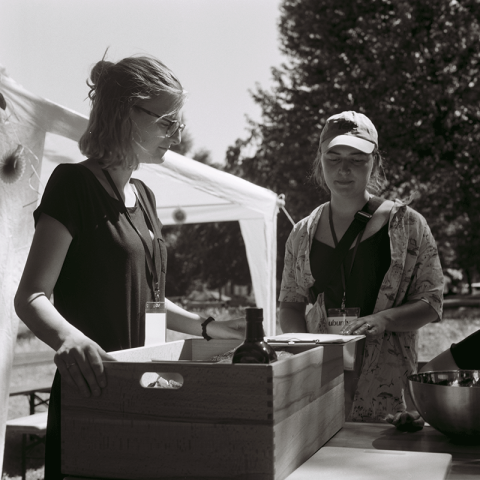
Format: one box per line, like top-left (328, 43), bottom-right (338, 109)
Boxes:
top-left (64, 422), bottom-right (480, 480)
top-left (325, 422), bottom-right (480, 480)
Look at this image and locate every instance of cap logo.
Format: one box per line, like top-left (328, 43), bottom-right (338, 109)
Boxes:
top-left (334, 118), bottom-right (357, 131)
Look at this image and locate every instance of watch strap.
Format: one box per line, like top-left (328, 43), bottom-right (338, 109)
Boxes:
top-left (201, 316), bottom-right (215, 341)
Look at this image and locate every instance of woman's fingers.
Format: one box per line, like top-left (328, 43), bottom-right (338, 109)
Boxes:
top-left (341, 320), bottom-right (369, 335)
top-left (54, 355), bottom-right (78, 390)
top-left (79, 347), bottom-right (108, 395)
top-left (55, 354), bottom-right (91, 397)
top-left (86, 347), bottom-right (117, 389)
top-left (67, 361), bottom-right (95, 397)
top-left (55, 343), bottom-right (117, 397)
top-left (342, 316), bottom-right (386, 336)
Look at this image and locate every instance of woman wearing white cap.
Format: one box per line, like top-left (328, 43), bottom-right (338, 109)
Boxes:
top-left (278, 111), bottom-right (444, 424)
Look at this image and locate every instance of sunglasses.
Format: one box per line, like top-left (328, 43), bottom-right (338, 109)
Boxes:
top-left (135, 105), bottom-right (185, 138)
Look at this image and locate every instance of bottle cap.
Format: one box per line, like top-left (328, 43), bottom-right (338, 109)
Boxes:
top-left (245, 307), bottom-right (263, 321)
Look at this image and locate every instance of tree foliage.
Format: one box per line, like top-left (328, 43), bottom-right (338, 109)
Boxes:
top-left (226, 0), bottom-right (480, 284)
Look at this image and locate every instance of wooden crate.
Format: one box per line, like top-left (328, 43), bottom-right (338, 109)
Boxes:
top-left (61, 339), bottom-right (344, 480)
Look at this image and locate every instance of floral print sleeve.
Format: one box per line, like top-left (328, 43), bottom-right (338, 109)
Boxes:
top-left (278, 205), bottom-right (323, 304)
top-left (404, 221), bottom-right (444, 319)
top-left (279, 225), bottom-right (309, 302)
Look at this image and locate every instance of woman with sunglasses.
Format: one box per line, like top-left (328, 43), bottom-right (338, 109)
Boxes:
top-left (14, 54), bottom-right (245, 479)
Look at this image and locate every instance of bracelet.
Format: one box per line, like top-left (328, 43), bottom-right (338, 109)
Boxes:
top-left (201, 316), bottom-right (215, 341)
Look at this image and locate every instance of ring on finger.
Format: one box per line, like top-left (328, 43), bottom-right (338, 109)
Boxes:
top-left (65, 362), bottom-right (76, 369)
top-left (364, 323), bottom-right (372, 330)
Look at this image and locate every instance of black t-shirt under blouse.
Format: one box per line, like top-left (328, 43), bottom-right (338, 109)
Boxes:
top-left (310, 223), bottom-right (391, 317)
top-left (34, 163), bottom-right (165, 352)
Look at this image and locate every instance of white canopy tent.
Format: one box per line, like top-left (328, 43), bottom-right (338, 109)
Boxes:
top-left (41, 134), bottom-right (282, 334)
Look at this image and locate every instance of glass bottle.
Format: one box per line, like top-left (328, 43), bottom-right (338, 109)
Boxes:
top-left (232, 308), bottom-right (277, 364)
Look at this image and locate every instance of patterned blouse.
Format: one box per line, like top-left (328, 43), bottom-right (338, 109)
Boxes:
top-left (279, 200), bottom-right (444, 422)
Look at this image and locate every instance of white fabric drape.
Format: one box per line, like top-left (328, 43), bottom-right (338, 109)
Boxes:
top-left (239, 217), bottom-right (278, 335)
top-left (0, 65), bottom-right (86, 474)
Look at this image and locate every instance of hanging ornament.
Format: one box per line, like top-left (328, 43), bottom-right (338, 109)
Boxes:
top-left (172, 207), bottom-right (186, 224)
top-left (0, 144), bottom-right (26, 184)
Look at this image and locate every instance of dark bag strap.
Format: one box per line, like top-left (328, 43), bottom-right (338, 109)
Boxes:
top-left (309, 196), bottom-right (384, 303)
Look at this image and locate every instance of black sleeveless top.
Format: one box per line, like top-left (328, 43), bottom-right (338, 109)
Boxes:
top-left (310, 223), bottom-right (391, 316)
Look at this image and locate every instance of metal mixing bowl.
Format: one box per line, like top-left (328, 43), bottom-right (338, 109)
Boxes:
top-left (408, 370), bottom-right (480, 440)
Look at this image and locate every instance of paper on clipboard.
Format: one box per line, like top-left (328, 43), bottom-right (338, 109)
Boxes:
top-left (266, 333), bottom-right (366, 370)
top-left (266, 333), bottom-right (365, 344)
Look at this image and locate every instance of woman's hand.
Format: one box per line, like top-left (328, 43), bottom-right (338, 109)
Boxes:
top-left (385, 411), bottom-right (425, 431)
top-left (340, 314), bottom-right (387, 336)
top-left (55, 332), bottom-right (116, 398)
top-left (207, 317), bottom-right (246, 340)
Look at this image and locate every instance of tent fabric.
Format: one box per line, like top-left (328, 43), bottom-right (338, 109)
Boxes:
top-left (0, 65), bottom-right (87, 475)
top-left (0, 64), bottom-right (281, 472)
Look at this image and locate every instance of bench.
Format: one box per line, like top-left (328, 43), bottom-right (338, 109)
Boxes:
top-left (11, 350), bottom-right (55, 414)
top-left (9, 384), bottom-right (52, 415)
top-left (6, 411), bottom-right (48, 480)
top-left (7, 350), bottom-right (54, 478)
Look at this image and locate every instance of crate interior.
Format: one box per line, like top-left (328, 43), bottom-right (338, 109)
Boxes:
top-left (109, 339), bottom-right (323, 364)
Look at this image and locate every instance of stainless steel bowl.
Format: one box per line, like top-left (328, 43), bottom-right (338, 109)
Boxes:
top-left (408, 370), bottom-right (480, 440)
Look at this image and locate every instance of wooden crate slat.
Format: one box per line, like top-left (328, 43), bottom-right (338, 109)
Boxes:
top-left (62, 362), bottom-right (274, 422)
top-left (272, 344), bottom-right (343, 423)
top-left (273, 379), bottom-right (344, 480)
top-left (62, 419), bottom-right (275, 479)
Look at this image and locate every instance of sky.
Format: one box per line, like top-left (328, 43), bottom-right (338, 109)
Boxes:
top-left (0, 0), bottom-right (285, 165)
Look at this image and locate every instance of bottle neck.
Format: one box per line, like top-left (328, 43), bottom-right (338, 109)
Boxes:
top-left (245, 320), bottom-right (265, 341)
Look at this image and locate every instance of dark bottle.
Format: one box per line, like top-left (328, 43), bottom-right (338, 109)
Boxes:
top-left (232, 308), bottom-right (277, 364)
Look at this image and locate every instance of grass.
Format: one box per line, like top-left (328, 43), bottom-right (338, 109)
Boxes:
top-left (3, 305), bottom-right (480, 479)
top-left (417, 307), bottom-right (480, 361)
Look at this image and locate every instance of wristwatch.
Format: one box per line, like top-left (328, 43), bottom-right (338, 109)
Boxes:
top-left (201, 316), bottom-right (215, 341)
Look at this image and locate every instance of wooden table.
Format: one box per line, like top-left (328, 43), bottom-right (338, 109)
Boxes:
top-left (65, 422), bottom-right (480, 480)
top-left (325, 422), bottom-right (480, 480)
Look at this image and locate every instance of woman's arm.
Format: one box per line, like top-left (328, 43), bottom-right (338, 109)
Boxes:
top-left (165, 299), bottom-right (245, 339)
top-left (341, 300), bottom-right (438, 336)
top-left (279, 302), bottom-right (308, 333)
top-left (14, 213), bottom-right (115, 397)
top-left (344, 214), bottom-right (443, 337)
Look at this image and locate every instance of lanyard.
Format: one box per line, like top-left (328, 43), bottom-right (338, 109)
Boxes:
top-left (102, 170), bottom-right (161, 302)
top-left (328, 201), bottom-right (367, 310)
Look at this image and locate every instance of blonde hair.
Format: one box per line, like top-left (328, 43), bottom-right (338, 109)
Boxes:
top-left (79, 54), bottom-right (187, 170)
top-left (311, 146), bottom-right (386, 194)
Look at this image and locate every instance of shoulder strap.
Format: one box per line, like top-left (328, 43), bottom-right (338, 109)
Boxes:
top-left (131, 180), bottom-right (162, 236)
top-left (133, 179), bottom-right (167, 302)
top-left (309, 196), bottom-right (384, 302)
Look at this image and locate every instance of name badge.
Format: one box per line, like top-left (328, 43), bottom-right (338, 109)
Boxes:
top-left (326, 307), bottom-right (360, 335)
top-left (145, 301), bottom-right (166, 346)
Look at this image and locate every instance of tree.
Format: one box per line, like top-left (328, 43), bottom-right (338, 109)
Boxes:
top-left (226, 0), bottom-right (480, 285)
